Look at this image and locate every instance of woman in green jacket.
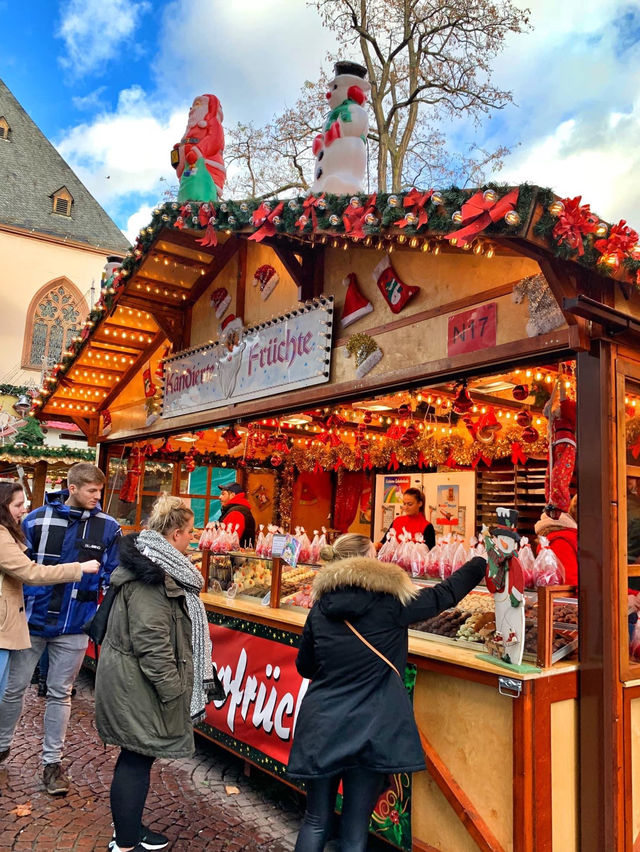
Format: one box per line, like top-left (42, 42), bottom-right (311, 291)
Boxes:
top-left (95, 495), bottom-right (216, 852)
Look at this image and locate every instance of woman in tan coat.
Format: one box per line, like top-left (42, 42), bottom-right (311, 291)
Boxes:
top-left (0, 482), bottom-right (99, 701)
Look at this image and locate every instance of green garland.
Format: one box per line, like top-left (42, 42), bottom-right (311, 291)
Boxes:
top-left (0, 383), bottom-right (30, 397)
top-left (0, 444), bottom-right (95, 462)
top-left (35, 183), bottom-right (637, 410)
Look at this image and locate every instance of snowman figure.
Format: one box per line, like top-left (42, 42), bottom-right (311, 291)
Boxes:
top-left (482, 507), bottom-right (526, 666)
top-left (311, 61), bottom-right (371, 195)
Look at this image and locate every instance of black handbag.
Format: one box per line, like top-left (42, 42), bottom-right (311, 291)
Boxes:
top-left (82, 584), bottom-right (119, 645)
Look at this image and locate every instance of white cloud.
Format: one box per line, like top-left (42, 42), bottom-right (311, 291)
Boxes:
top-left (153, 0), bottom-right (336, 125)
top-left (125, 203), bottom-right (155, 242)
top-left (57, 0), bottom-right (150, 77)
top-left (56, 85), bottom-right (186, 209)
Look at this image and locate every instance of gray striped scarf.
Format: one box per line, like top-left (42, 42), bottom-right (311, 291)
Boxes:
top-left (135, 529), bottom-right (213, 721)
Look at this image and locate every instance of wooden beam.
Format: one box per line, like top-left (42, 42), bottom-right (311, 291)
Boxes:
top-left (419, 729), bottom-right (506, 852)
top-left (512, 681), bottom-right (535, 852)
top-left (31, 460), bottom-right (48, 509)
top-left (100, 330), bottom-right (167, 412)
top-left (265, 241), bottom-right (317, 301)
top-left (186, 237), bottom-right (240, 307)
top-left (235, 240), bottom-right (247, 319)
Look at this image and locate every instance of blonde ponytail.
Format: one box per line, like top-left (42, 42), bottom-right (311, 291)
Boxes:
top-left (147, 493), bottom-right (194, 537)
top-left (320, 533), bottom-right (374, 562)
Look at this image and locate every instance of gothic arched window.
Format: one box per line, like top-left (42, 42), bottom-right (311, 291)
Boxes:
top-left (21, 278), bottom-right (88, 371)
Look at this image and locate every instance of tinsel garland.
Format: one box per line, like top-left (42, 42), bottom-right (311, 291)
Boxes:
top-left (276, 464), bottom-right (295, 531)
top-left (0, 446), bottom-right (95, 463)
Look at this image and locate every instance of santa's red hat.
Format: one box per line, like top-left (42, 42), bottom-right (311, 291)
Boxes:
top-left (252, 264), bottom-right (279, 301)
top-left (340, 273), bottom-right (373, 328)
top-left (219, 313), bottom-right (243, 340)
top-left (210, 286), bottom-right (231, 318)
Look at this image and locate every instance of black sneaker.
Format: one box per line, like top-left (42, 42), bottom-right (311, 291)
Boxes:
top-left (109, 845), bottom-right (146, 852)
top-left (109, 825), bottom-right (169, 851)
top-left (0, 748), bottom-right (9, 763)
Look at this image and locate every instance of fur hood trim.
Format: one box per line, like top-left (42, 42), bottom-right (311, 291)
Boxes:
top-left (116, 533), bottom-right (165, 585)
top-left (312, 557), bottom-right (418, 605)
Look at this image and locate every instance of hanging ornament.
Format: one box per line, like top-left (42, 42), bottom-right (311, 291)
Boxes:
top-left (252, 264), bottom-right (279, 300)
top-left (516, 409), bottom-right (532, 427)
top-left (452, 380), bottom-right (474, 414)
top-left (210, 286), bottom-right (231, 318)
top-left (521, 425), bottom-right (539, 444)
top-left (221, 425), bottom-right (242, 449)
top-left (476, 407), bottom-right (502, 443)
top-left (400, 423), bottom-right (419, 447)
top-left (362, 411), bottom-right (373, 424)
top-left (340, 273), bottom-right (373, 328)
top-left (345, 332), bottom-right (383, 378)
top-left (512, 384), bottom-right (529, 401)
top-left (397, 402), bottom-right (412, 418)
top-left (373, 255), bottom-right (420, 314)
top-left (271, 451), bottom-right (284, 467)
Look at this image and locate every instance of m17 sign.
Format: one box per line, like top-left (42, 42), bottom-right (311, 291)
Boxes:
top-left (447, 302), bottom-right (497, 356)
top-left (162, 297), bottom-right (334, 417)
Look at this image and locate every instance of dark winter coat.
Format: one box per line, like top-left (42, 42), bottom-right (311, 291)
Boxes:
top-left (95, 535), bottom-right (195, 758)
top-left (287, 555), bottom-right (486, 779)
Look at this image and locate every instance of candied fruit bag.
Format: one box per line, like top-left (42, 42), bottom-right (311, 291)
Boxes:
top-left (534, 536), bottom-right (565, 586)
top-left (518, 536), bottom-right (536, 588)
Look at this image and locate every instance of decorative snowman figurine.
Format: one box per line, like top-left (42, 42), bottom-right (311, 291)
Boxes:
top-left (311, 61), bottom-right (371, 195)
top-left (482, 507), bottom-right (526, 666)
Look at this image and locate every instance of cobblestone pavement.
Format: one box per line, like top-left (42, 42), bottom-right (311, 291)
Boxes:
top-left (0, 671), bottom-right (389, 851)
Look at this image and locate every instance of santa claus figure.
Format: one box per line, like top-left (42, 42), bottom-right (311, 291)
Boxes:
top-left (311, 61), bottom-right (371, 195)
top-left (172, 94), bottom-right (226, 200)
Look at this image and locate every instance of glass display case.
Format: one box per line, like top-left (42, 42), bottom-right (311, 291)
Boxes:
top-left (203, 552), bottom-right (319, 608)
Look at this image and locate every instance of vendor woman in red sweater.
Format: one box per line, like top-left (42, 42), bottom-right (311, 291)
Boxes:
top-left (376, 488), bottom-right (436, 550)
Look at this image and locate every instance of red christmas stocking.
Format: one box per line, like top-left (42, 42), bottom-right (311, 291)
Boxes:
top-left (373, 256), bottom-right (420, 314)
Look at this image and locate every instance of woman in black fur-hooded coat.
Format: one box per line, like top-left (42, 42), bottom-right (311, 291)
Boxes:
top-left (288, 533), bottom-right (486, 852)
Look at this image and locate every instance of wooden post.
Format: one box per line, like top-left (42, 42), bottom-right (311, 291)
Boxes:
top-left (576, 342), bottom-right (623, 851)
top-left (270, 556), bottom-right (283, 608)
top-left (30, 460), bottom-right (48, 508)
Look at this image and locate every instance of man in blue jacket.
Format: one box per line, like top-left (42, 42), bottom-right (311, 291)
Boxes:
top-left (0, 462), bottom-right (120, 796)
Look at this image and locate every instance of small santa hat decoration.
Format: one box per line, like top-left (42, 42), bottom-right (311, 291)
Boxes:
top-left (252, 264), bottom-right (279, 300)
top-left (102, 409), bottom-right (112, 436)
top-left (345, 332), bottom-right (383, 379)
top-left (340, 273), bottom-right (373, 328)
top-left (219, 313), bottom-right (243, 342)
top-left (210, 286), bottom-right (231, 318)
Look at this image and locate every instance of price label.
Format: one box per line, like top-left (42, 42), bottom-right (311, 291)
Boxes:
top-left (271, 534), bottom-right (286, 557)
top-left (447, 302), bottom-right (497, 356)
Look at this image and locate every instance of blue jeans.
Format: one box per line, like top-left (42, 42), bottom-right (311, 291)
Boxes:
top-left (0, 633), bottom-right (87, 764)
top-left (294, 768), bottom-right (385, 852)
top-left (0, 650), bottom-right (10, 702)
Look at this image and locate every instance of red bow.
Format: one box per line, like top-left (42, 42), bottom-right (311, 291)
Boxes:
top-left (298, 194), bottom-right (325, 231)
top-left (173, 216), bottom-right (185, 230)
top-left (333, 456), bottom-right (346, 472)
top-left (387, 451), bottom-right (400, 471)
top-left (417, 450), bottom-right (428, 469)
top-left (397, 188), bottom-right (432, 229)
top-left (313, 461), bottom-right (324, 474)
top-left (444, 188), bottom-right (520, 247)
top-left (363, 452), bottom-right (373, 471)
top-left (471, 452), bottom-right (493, 469)
top-left (511, 441), bottom-right (527, 465)
top-left (595, 219), bottom-right (639, 266)
top-left (249, 202), bottom-right (284, 242)
top-left (444, 452), bottom-right (461, 469)
top-left (179, 204), bottom-right (192, 218)
top-left (342, 194), bottom-right (377, 240)
top-left (198, 203), bottom-right (215, 226)
top-left (552, 196), bottom-right (597, 256)
top-left (197, 216), bottom-right (218, 247)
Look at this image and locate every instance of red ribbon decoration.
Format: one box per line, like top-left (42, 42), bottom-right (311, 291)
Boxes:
top-left (444, 452), bottom-right (460, 469)
top-left (387, 451), bottom-right (400, 471)
top-left (363, 452), bottom-right (374, 471)
top-left (173, 216), bottom-right (185, 230)
top-left (595, 219), bottom-right (639, 266)
top-left (298, 194), bottom-right (325, 232)
top-left (198, 203), bottom-right (214, 227)
top-left (552, 196), bottom-right (597, 256)
top-left (397, 188), bottom-right (432, 229)
top-left (417, 450), bottom-right (428, 469)
top-left (313, 461), bottom-right (324, 474)
top-left (511, 441), bottom-right (527, 465)
top-left (249, 202), bottom-right (284, 242)
top-left (444, 188), bottom-right (520, 247)
top-left (342, 193), bottom-right (377, 240)
top-left (197, 217), bottom-right (218, 247)
top-left (333, 456), bottom-right (346, 472)
top-left (471, 452), bottom-right (493, 469)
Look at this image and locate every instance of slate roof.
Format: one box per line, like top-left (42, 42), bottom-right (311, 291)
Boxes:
top-left (0, 78), bottom-right (129, 252)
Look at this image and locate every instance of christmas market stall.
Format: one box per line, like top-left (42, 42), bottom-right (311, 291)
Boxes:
top-left (30, 88), bottom-right (640, 852)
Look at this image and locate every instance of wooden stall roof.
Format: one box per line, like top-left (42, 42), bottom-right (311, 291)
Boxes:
top-left (32, 184), bottom-right (640, 439)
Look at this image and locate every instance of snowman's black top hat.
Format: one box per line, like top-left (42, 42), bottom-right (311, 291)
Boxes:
top-left (334, 61), bottom-right (367, 79)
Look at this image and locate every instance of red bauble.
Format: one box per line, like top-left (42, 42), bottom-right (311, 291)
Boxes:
top-left (512, 384), bottom-right (529, 401)
top-left (516, 409), bottom-right (532, 427)
top-left (270, 452), bottom-right (284, 467)
top-left (521, 425), bottom-right (539, 443)
top-left (398, 403), bottom-right (412, 417)
top-left (357, 422), bottom-right (367, 433)
top-left (400, 423), bottom-right (419, 446)
top-left (363, 411), bottom-right (373, 424)
top-left (452, 382), bottom-right (474, 414)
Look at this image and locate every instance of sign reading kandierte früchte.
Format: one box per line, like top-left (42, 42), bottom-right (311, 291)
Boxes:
top-left (162, 297), bottom-right (334, 418)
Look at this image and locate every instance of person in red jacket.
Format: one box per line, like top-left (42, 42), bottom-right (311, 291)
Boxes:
top-left (217, 483), bottom-right (256, 548)
top-left (534, 510), bottom-right (578, 586)
top-left (376, 488), bottom-right (436, 550)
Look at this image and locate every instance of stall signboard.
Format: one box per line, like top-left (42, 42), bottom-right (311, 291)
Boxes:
top-left (162, 297), bottom-right (334, 417)
top-left (205, 623), bottom-right (307, 766)
top-left (447, 301), bottom-right (497, 356)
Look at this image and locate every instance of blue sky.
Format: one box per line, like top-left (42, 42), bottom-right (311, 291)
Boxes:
top-left (2, 0), bottom-right (640, 241)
